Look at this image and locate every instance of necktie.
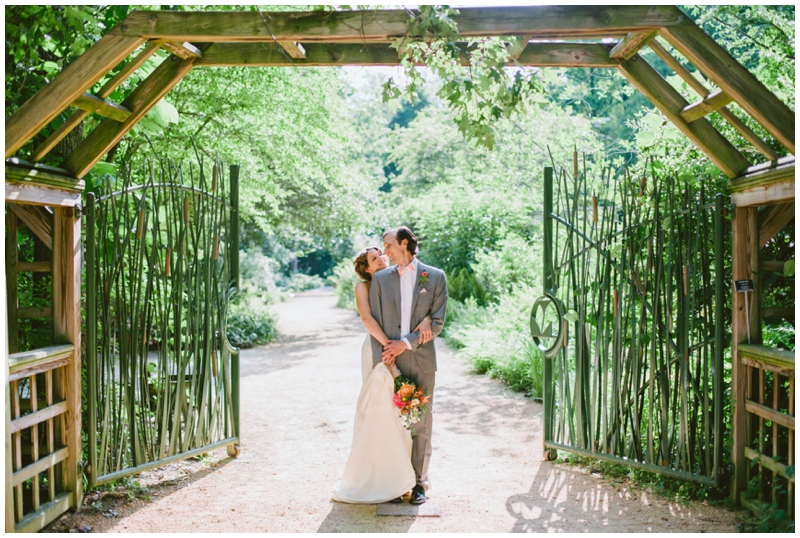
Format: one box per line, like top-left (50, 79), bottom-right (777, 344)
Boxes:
top-left (397, 263), bottom-right (413, 276)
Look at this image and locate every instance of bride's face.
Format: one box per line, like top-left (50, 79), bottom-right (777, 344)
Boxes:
top-left (366, 249), bottom-right (388, 275)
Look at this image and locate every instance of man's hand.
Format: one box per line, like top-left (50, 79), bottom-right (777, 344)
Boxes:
top-left (381, 340), bottom-right (406, 367)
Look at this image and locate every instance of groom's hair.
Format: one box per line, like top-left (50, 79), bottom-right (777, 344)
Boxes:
top-left (384, 226), bottom-right (419, 255)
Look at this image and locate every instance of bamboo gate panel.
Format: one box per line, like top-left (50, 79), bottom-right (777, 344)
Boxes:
top-left (538, 160), bottom-right (724, 484)
top-left (84, 159), bottom-right (240, 487)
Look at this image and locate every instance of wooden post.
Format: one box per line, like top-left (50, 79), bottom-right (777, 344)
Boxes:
top-left (4, 253), bottom-right (15, 531)
top-left (5, 212), bottom-right (19, 354)
top-left (731, 205), bottom-right (760, 502)
top-left (51, 206), bottom-right (82, 509)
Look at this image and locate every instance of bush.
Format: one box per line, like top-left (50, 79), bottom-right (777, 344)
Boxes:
top-left (445, 284), bottom-right (543, 397)
top-left (238, 250), bottom-right (283, 303)
top-left (280, 272), bottom-right (325, 293)
top-left (329, 258), bottom-right (361, 311)
top-left (471, 233), bottom-right (541, 301)
top-left (226, 293), bottom-right (278, 348)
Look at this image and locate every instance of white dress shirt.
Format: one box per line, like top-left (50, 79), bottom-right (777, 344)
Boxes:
top-left (399, 257), bottom-right (418, 350)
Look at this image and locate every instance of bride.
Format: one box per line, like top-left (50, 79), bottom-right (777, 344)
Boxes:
top-left (332, 246), bottom-right (434, 504)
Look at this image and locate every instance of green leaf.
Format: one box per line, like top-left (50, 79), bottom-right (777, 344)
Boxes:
top-left (784, 259), bottom-right (794, 277)
top-left (661, 216), bottom-right (672, 230)
top-left (636, 130), bottom-right (656, 147)
top-left (564, 310), bottom-right (579, 323)
top-left (146, 99), bottom-right (179, 128)
top-left (90, 161), bottom-right (116, 177)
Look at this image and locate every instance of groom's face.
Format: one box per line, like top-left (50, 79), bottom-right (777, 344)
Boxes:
top-left (382, 233), bottom-right (407, 265)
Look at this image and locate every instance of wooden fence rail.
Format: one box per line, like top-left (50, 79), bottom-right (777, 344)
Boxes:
top-left (7, 345), bottom-right (76, 533)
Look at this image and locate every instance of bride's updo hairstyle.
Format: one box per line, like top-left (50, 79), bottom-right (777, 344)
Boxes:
top-left (353, 246), bottom-right (382, 281)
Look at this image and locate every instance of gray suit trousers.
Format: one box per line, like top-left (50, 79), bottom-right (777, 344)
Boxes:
top-left (375, 349), bottom-right (435, 491)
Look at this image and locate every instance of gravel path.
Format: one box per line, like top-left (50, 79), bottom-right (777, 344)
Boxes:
top-left (53, 287), bottom-right (736, 532)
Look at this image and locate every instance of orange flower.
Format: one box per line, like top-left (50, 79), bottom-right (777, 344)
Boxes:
top-left (398, 384), bottom-right (415, 399)
top-left (420, 395), bottom-right (431, 406)
top-left (414, 389), bottom-right (423, 397)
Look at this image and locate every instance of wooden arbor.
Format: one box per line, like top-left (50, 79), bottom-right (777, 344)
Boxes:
top-left (3, 5), bottom-right (795, 531)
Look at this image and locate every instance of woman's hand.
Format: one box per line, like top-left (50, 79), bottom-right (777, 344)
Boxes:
top-left (414, 317), bottom-right (433, 346)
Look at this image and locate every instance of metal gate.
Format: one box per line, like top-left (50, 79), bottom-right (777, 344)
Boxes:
top-left (85, 158), bottom-right (241, 487)
top-left (534, 163), bottom-right (724, 484)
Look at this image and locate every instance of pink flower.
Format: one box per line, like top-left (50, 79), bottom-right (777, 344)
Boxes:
top-left (392, 394), bottom-right (404, 408)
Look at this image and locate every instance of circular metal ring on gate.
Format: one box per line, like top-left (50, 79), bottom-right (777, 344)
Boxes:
top-left (530, 293), bottom-right (565, 359)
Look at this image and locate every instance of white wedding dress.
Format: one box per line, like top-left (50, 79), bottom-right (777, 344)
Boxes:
top-left (331, 336), bottom-right (415, 503)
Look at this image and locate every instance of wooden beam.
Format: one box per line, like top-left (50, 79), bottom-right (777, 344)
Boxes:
top-left (18, 261), bottom-right (52, 272)
top-left (71, 93), bottom-right (132, 122)
top-left (5, 183), bottom-right (83, 207)
top-left (7, 204), bottom-right (53, 249)
top-left (5, 164), bottom-right (83, 191)
top-left (17, 306), bottom-right (53, 319)
top-left (608, 31), bottom-right (657, 60)
top-left (759, 202), bottom-right (794, 247)
top-left (154, 40), bottom-right (203, 59)
top-left (110, 6), bottom-right (688, 42)
top-left (649, 39), bottom-right (779, 162)
top-left (616, 55), bottom-right (751, 178)
top-left (660, 24), bottom-right (795, 154)
top-left (6, 212), bottom-right (19, 354)
top-left (197, 42), bottom-right (618, 68)
top-left (680, 90), bottom-right (733, 123)
top-left (729, 161), bottom-right (795, 207)
top-left (277, 41), bottom-right (306, 59)
top-left (5, 34), bottom-right (144, 158)
top-left (62, 56), bottom-right (196, 178)
top-left (52, 206), bottom-right (83, 508)
top-left (30, 42), bottom-right (161, 163)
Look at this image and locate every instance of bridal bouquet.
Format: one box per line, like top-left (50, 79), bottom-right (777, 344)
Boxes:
top-left (389, 369), bottom-right (431, 429)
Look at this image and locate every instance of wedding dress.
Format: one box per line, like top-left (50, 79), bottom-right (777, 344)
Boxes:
top-left (331, 336), bottom-right (415, 503)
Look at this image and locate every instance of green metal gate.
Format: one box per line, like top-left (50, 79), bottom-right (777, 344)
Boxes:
top-left (85, 158), bottom-right (241, 487)
top-left (535, 163), bottom-right (725, 485)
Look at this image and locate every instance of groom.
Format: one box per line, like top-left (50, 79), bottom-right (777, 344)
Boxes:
top-left (369, 226), bottom-right (447, 505)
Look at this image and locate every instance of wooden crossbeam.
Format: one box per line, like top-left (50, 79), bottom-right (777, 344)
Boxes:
top-left (62, 56), bottom-right (196, 178)
top-left (72, 93), bottom-right (132, 122)
top-left (277, 41), bottom-right (306, 59)
top-left (30, 42), bottom-right (161, 163)
top-left (197, 42), bottom-right (618, 68)
top-left (154, 40), bottom-right (203, 59)
top-left (616, 55), bottom-right (751, 178)
top-left (759, 202), bottom-right (794, 247)
top-left (5, 34), bottom-right (144, 158)
top-left (729, 159), bottom-right (794, 207)
top-left (649, 39), bottom-right (779, 162)
top-left (608, 31), bottom-right (657, 60)
top-left (660, 24), bottom-right (795, 154)
top-left (680, 90), bottom-right (733, 123)
top-left (7, 204), bottom-right (53, 249)
top-left (110, 6), bottom-right (687, 42)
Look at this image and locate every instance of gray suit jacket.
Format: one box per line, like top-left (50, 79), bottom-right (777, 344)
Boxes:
top-left (368, 260), bottom-right (448, 374)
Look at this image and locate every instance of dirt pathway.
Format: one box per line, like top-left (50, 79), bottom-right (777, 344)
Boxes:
top-left (52, 287), bottom-right (736, 532)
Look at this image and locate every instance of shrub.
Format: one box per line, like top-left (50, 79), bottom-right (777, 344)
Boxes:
top-left (445, 284), bottom-right (543, 397)
top-left (471, 233), bottom-right (541, 301)
top-left (280, 272), bottom-right (325, 293)
top-left (226, 293), bottom-right (278, 348)
top-left (329, 258), bottom-right (361, 311)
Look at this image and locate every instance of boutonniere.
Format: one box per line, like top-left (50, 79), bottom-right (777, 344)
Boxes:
top-left (419, 271), bottom-right (429, 285)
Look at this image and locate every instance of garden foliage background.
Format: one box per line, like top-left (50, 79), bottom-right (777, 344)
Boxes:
top-left (5, 5), bottom-right (794, 377)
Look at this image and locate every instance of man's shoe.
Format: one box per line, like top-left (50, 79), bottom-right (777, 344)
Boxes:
top-left (389, 496), bottom-right (403, 504)
top-left (409, 485), bottom-right (426, 505)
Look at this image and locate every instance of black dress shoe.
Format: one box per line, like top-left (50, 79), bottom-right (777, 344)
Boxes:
top-left (389, 496), bottom-right (403, 504)
top-left (409, 485), bottom-right (426, 505)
